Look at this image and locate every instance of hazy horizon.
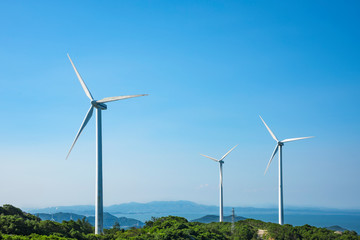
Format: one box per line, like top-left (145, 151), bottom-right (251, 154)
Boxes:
top-left (18, 200), bottom-right (360, 212)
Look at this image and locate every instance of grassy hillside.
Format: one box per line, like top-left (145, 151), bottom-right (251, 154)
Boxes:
top-left (0, 204), bottom-right (359, 239)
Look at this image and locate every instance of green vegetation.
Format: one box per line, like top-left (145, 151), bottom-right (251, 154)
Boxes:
top-left (0, 204), bottom-right (359, 239)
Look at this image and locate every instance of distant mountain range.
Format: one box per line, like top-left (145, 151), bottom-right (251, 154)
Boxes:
top-left (29, 201), bottom-right (218, 216)
top-left (37, 212), bottom-right (144, 229)
top-left (27, 200), bottom-right (360, 217)
top-left (28, 200), bottom-right (278, 216)
top-left (30, 205), bottom-right (94, 216)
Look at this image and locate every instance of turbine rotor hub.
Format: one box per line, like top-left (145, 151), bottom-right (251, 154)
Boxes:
top-left (278, 142), bottom-right (284, 146)
top-left (91, 100), bottom-right (107, 110)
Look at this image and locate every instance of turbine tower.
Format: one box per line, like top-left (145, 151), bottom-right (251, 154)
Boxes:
top-left (259, 116), bottom-right (313, 225)
top-left (66, 54), bottom-right (147, 234)
top-left (200, 145), bottom-right (237, 222)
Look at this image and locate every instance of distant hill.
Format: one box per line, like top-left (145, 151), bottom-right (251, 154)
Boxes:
top-left (37, 212), bottom-right (144, 229)
top-left (191, 215), bottom-right (246, 223)
top-left (87, 213), bottom-right (144, 229)
top-left (326, 225), bottom-right (348, 232)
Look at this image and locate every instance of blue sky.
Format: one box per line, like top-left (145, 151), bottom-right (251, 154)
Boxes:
top-left (0, 1), bottom-right (359, 209)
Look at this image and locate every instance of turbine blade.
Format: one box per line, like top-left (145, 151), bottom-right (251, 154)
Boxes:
top-left (259, 115), bottom-right (278, 142)
top-left (264, 144), bottom-right (279, 175)
top-left (96, 94), bottom-right (148, 103)
top-left (67, 54), bottom-right (94, 100)
top-left (200, 154), bottom-right (219, 162)
top-left (281, 136), bottom-right (314, 143)
top-left (220, 144), bottom-right (238, 160)
top-left (66, 106), bottom-right (94, 159)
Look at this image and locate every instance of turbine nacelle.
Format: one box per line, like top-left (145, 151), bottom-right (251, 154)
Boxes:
top-left (91, 100), bottom-right (107, 110)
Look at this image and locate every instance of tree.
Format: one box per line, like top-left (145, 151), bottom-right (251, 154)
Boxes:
top-left (112, 222), bottom-right (120, 230)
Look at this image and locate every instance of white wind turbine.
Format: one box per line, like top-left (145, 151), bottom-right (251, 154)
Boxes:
top-left (66, 54), bottom-right (147, 234)
top-left (259, 116), bottom-right (313, 225)
top-left (201, 145), bottom-right (238, 222)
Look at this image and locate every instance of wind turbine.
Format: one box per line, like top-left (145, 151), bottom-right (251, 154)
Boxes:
top-left (259, 116), bottom-right (313, 225)
top-left (200, 145), bottom-right (238, 222)
top-left (66, 54), bottom-right (147, 234)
